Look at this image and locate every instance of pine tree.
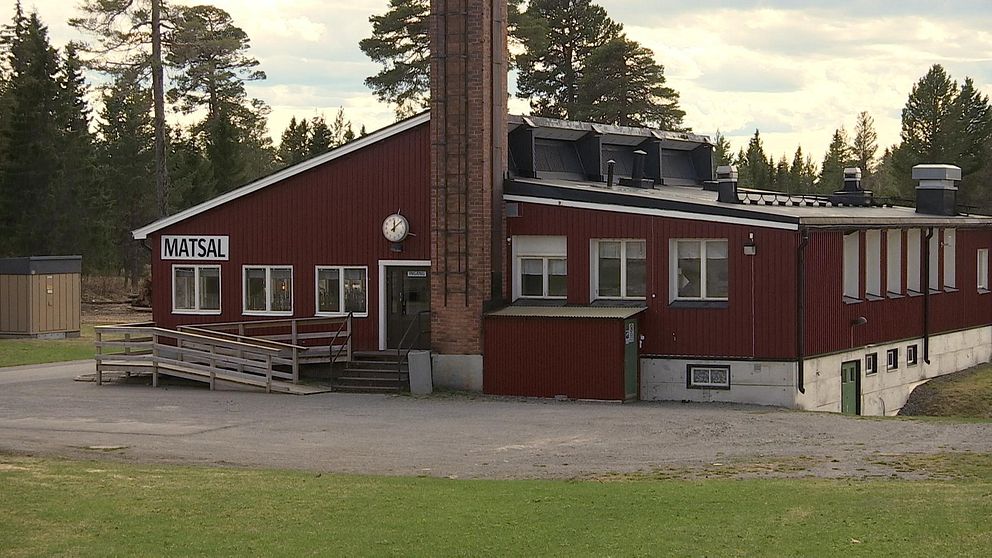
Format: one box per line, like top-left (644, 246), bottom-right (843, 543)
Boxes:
top-left (575, 36), bottom-right (685, 129)
top-left (359, 0), bottom-right (430, 118)
top-left (901, 65), bottom-right (959, 164)
top-left (71, 0), bottom-right (171, 218)
top-left (515, 0), bottom-right (622, 119)
top-left (819, 128), bottom-right (852, 193)
top-left (851, 111), bottom-right (878, 190)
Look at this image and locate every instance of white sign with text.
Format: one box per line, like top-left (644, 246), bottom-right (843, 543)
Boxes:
top-left (161, 235), bottom-right (230, 261)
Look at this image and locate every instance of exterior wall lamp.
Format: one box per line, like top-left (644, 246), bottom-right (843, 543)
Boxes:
top-left (744, 232), bottom-right (757, 256)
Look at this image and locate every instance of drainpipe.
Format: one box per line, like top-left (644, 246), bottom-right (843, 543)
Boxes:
top-left (923, 227), bottom-right (933, 364)
top-left (796, 228), bottom-right (809, 394)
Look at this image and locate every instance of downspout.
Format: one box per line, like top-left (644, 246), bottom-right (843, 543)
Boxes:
top-left (923, 227), bottom-right (933, 364)
top-left (796, 228), bottom-right (809, 394)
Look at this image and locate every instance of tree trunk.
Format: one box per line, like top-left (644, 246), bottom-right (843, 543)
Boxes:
top-left (151, 0), bottom-right (169, 218)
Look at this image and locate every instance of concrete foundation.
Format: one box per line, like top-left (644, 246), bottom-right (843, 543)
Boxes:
top-left (431, 354), bottom-right (484, 392)
top-left (640, 326), bottom-right (992, 416)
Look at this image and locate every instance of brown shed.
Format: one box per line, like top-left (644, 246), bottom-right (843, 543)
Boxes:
top-left (0, 256), bottom-right (81, 338)
top-left (484, 306), bottom-right (645, 401)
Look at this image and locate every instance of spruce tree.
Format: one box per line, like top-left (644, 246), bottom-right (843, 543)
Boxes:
top-left (712, 131), bottom-right (733, 168)
top-left (819, 128), bottom-right (852, 193)
top-left (575, 36), bottom-right (684, 129)
top-left (738, 130), bottom-right (772, 190)
top-left (851, 111), bottom-right (878, 190)
top-left (789, 146), bottom-right (816, 193)
top-left (278, 117), bottom-right (311, 167)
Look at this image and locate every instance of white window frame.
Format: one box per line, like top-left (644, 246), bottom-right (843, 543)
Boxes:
top-left (171, 264), bottom-right (222, 315)
top-left (512, 236), bottom-right (567, 301)
top-left (907, 344), bottom-right (918, 366)
top-left (865, 352), bottom-right (878, 375)
top-left (591, 239), bottom-right (647, 300)
top-left (907, 229), bottom-right (922, 294)
top-left (670, 239), bottom-right (729, 302)
top-left (518, 256), bottom-right (567, 299)
top-left (978, 249), bottom-right (989, 293)
top-left (687, 365), bottom-right (731, 390)
top-left (886, 230), bottom-right (902, 296)
top-left (315, 266), bottom-right (369, 318)
top-left (843, 231), bottom-right (860, 301)
top-left (943, 229), bottom-right (956, 290)
top-left (865, 230), bottom-right (881, 298)
top-left (242, 265), bottom-right (294, 316)
top-left (886, 348), bottom-right (899, 371)
top-left (929, 230), bottom-right (940, 292)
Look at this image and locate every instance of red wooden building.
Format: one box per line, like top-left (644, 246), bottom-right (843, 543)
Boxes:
top-left (132, 0), bottom-right (992, 414)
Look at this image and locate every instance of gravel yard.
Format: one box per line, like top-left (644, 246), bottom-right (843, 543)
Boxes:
top-left (1, 360), bottom-right (990, 480)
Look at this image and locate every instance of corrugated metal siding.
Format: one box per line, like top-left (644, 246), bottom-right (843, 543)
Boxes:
top-left (506, 203), bottom-right (798, 359)
top-left (484, 315), bottom-right (626, 399)
top-left (804, 228), bottom-right (992, 356)
top-left (150, 123), bottom-right (431, 351)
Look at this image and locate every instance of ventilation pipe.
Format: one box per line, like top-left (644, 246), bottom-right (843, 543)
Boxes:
top-left (620, 150), bottom-right (652, 188)
top-left (606, 160), bottom-right (616, 188)
top-left (716, 165), bottom-right (740, 204)
top-left (914, 164), bottom-right (960, 216)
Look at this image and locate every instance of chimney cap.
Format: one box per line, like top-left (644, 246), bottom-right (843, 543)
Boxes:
top-left (843, 167), bottom-right (862, 179)
top-left (633, 149), bottom-right (647, 156)
top-left (716, 165), bottom-right (738, 180)
top-left (913, 164), bottom-right (961, 182)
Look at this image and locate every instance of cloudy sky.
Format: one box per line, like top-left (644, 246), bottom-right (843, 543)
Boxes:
top-left (15, 0), bottom-right (992, 163)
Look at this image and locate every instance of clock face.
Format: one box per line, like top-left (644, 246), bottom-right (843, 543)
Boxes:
top-left (382, 213), bottom-right (410, 243)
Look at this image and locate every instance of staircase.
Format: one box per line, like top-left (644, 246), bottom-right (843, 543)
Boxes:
top-left (333, 350), bottom-right (408, 393)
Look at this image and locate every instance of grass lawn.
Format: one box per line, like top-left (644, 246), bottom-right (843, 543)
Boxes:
top-left (901, 363), bottom-right (992, 419)
top-left (0, 324), bottom-right (97, 368)
top-left (2, 454), bottom-right (991, 557)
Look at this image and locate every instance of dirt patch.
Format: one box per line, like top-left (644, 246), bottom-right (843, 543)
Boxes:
top-left (82, 303), bottom-right (151, 326)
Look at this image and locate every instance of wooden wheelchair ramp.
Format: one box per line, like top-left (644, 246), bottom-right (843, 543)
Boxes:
top-left (94, 319), bottom-right (351, 394)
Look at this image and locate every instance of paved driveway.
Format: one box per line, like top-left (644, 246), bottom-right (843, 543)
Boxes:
top-left (1, 361), bottom-right (990, 479)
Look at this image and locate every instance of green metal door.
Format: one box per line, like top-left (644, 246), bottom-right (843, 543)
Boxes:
top-left (623, 319), bottom-right (638, 400)
top-left (841, 360), bottom-right (859, 415)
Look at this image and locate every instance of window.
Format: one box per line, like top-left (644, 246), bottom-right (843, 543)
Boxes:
top-left (907, 229), bottom-right (921, 293)
top-left (843, 232), bottom-right (860, 301)
top-left (865, 230), bottom-right (881, 298)
top-left (172, 265), bottom-right (220, 314)
top-left (593, 240), bottom-right (646, 299)
top-left (907, 344), bottom-right (918, 366)
top-left (943, 229), bottom-right (956, 289)
top-left (978, 249), bottom-right (989, 292)
top-left (886, 348), bottom-right (899, 371)
top-left (243, 266), bottom-right (293, 314)
top-left (865, 352), bottom-right (878, 375)
top-left (929, 230), bottom-right (940, 291)
top-left (886, 230), bottom-right (902, 295)
top-left (686, 365), bottom-right (730, 389)
top-left (671, 239), bottom-right (728, 301)
top-left (520, 257), bottom-right (567, 298)
top-left (512, 236), bottom-right (567, 300)
top-left (316, 267), bottom-right (368, 316)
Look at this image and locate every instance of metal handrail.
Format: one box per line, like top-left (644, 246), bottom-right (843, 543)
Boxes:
top-left (395, 310), bottom-right (431, 380)
top-left (331, 312), bottom-right (354, 364)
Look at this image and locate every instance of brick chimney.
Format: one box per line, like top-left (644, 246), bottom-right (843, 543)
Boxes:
top-left (429, 0), bottom-right (508, 360)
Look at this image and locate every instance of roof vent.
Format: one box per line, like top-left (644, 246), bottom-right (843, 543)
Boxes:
top-left (828, 167), bottom-right (873, 206)
top-left (913, 164), bottom-right (960, 216)
top-left (619, 150), bottom-right (653, 188)
top-left (716, 165), bottom-right (740, 204)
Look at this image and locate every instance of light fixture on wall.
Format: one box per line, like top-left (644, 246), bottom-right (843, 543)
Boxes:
top-left (744, 232), bottom-right (757, 256)
top-left (849, 316), bottom-right (868, 348)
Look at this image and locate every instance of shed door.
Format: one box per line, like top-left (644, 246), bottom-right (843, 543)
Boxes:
top-left (841, 360), bottom-right (860, 415)
top-left (623, 318), bottom-right (639, 400)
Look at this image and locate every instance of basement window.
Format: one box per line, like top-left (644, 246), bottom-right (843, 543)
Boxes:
top-left (316, 267), bottom-right (368, 317)
top-left (172, 265), bottom-right (221, 314)
top-left (907, 345), bottom-right (918, 366)
top-left (670, 239), bottom-right (728, 302)
top-left (687, 365), bottom-right (731, 390)
top-left (592, 239), bottom-right (646, 300)
top-left (978, 249), bottom-right (989, 293)
top-left (243, 266), bottom-right (293, 315)
top-left (886, 348), bottom-right (899, 371)
top-left (865, 352), bottom-right (878, 375)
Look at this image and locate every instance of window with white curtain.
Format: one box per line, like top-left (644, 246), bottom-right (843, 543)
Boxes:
top-left (943, 229), bottom-right (956, 289)
top-left (886, 230), bottom-right (902, 295)
top-left (907, 229), bottom-right (921, 293)
top-left (843, 232), bottom-right (860, 301)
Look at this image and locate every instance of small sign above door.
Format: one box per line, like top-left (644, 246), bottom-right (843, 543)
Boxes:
top-left (407, 270), bottom-right (427, 278)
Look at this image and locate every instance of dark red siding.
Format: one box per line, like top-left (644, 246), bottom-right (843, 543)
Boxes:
top-left (805, 228), bottom-right (992, 356)
top-left (506, 203), bottom-right (799, 359)
top-left (150, 123), bottom-right (431, 351)
top-left (484, 316), bottom-right (627, 399)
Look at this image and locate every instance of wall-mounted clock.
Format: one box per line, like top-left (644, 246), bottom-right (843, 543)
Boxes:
top-left (382, 213), bottom-right (410, 243)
